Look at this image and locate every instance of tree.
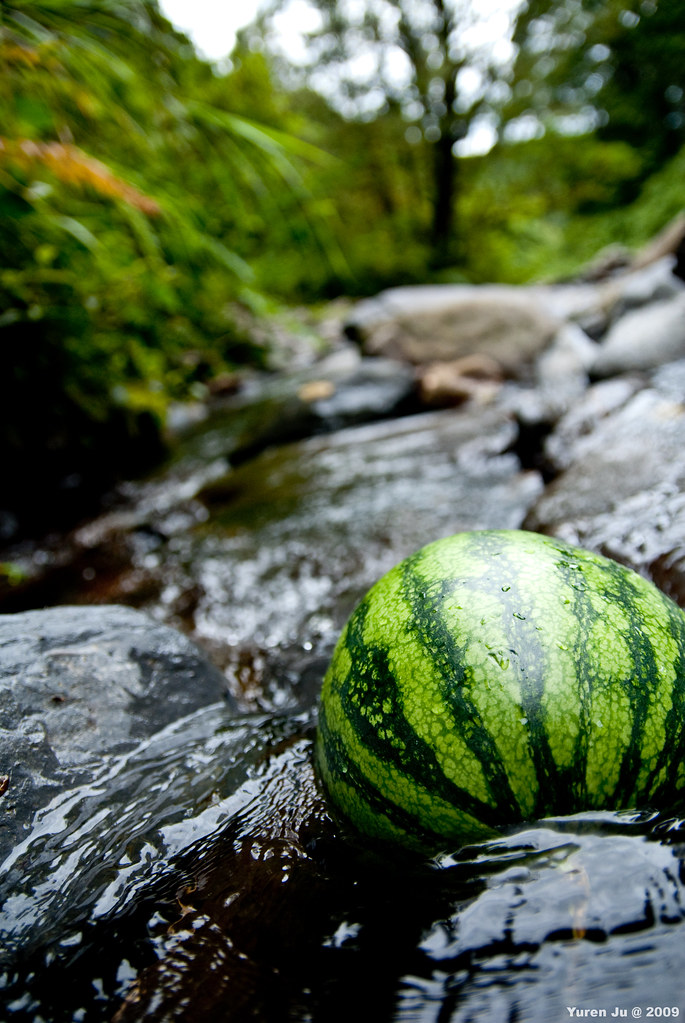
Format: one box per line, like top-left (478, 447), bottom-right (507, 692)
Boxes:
top-left (506, 0), bottom-right (685, 177)
top-left (254, 0), bottom-right (519, 266)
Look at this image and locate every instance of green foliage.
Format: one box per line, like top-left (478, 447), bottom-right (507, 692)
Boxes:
top-left (457, 133), bottom-right (645, 282)
top-left (0, 562), bottom-right (28, 586)
top-left (245, 0), bottom-right (684, 291)
top-left (559, 141), bottom-right (685, 272)
top-left (254, 0), bottom-right (517, 266)
top-left (617, 143), bottom-right (685, 241)
top-left (245, 91), bottom-right (436, 297)
top-left (0, 1), bottom-right (338, 533)
top-left (457, 131), bottom-right (685, 285)
top-left (507, 0), bottom-right (685, 176)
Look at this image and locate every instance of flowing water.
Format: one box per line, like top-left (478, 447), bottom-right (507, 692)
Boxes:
top-left (3, 376), bottom-right (685, 1020)
top-left (2, 702), bottom-right (685, 1021)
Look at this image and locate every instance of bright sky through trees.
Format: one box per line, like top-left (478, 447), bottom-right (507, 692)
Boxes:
top-left (159, 0), bottom-right (521, 154)
top-left (159, 0), bottom-right (519, 69)
top-left (158, 0), bottom-right (261, 60)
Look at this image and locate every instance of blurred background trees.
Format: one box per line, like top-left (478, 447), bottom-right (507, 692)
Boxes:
top-left (508, 0), bottom-right (685, 179)
top-left (1, 0), bottom-right (683, 536)
top-left (253, 0), bottom-right (521, 266)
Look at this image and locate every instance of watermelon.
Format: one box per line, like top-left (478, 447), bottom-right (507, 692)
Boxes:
top-left (316, 529), bottom-right (685, 852)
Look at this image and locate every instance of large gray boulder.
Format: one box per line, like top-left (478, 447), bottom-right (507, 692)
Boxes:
top-left (0, 604), bottom-right (231, 860)
top-left (343, 258), bottom-right (685, 383)
top-left (345, 284), bottom-right (560, 375)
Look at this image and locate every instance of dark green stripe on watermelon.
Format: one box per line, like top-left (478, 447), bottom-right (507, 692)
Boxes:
top-left (330, 597), bottom-right (507, 830)
top-left (553, 548), bottom-right (685, 808)
top-left (399, 556), bottom-right (522, 822)
top-left (567, 555), bottom-right (657, 807)
top-left (436, 531), bottom-right (574, 819)
top-left (316, 701), bottom-right (448, 849)
top-left (615, 576), bottom-right (685, 805)
top-left (647, 632), bottom-right (685, 804)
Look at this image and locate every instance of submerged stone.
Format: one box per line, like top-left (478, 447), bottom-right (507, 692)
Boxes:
top-left (0, 605), bottom-right (232, 860)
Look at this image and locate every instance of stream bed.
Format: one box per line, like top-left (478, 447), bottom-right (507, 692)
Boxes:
top-left (3, 346), bottom-right (685, 1020)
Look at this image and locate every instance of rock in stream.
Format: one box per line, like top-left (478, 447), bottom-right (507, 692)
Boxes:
top-left (0, 605), bottom-right (232, 862)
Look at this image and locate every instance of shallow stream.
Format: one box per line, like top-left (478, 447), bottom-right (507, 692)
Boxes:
top-left (3, 368), bottom-right (685, 1020)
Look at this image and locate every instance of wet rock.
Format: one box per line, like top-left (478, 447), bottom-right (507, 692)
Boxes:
top-left (650, 543), bottom-right (685, 607)
top-left (0, 401), bottom-right (544, 711)
top-left (532, 281), bottom-right (613, 340)
top-left (525, 386), bottom-right (685, 589)
top-left (6, 724), bottom-right (685, 1023)
top-left (344, 265), bottom-right (682, 382)
top-left (345, 284), bottom-right (560, 375)
top-left (528, 257), bottom-right (683, 345)
top-left (542, 376), bottom-right (645, 474)
top-left (172, 350), bottom-right (416, 469)
top-left (604, 254), bottom-right (684, 323)
top-left (417, 816), bottom-right (685, 1021)
top-left (591, 291), bottom-right (685, 377)
top-left (6, 247), bottom-right (685, 1021)
top-left (0, 707), bottom-right (311, 958)
top-left (562, 254), bottom-right (683, 333)
top-left (299, 355), bottom-right (417, 428)
top-left (4, 683), bottom-right (685, 1023)
top-left (529, 387), bottom-right (685, 527)
top-left (109, 816), bottom-right (685, 1023)
top-left (165, 400), bottom-right (210, 437)
top-left (544, 356), bottom-right (685, 579)
top-left (543, 483), bottom-right (685, 595)
top-left (0, 604), bottom-right (231, 860)
top-left (496, 326), bottom-right (604, 478)
top-left (182, 403), bottom-right (543, 695)
top-left (651, 356), bottom-right (685, 402)
top-left (533, 322), bottom-right (598, 417)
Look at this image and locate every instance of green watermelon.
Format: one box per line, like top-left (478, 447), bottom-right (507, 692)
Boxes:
top-left (316, 529), bottom-right (685, 852)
